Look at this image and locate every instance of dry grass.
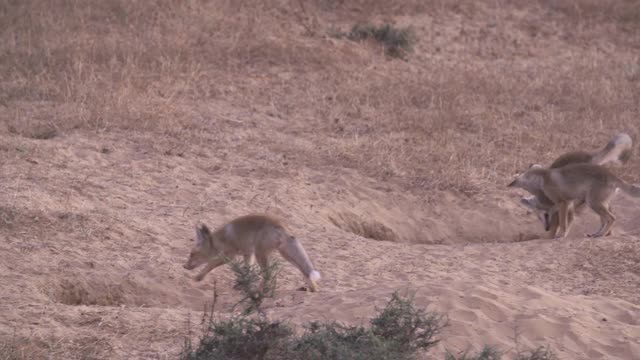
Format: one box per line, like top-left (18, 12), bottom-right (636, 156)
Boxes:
top-left (0, 335), bottom-right (48, 360)
top-left (3, 0), bottom-right (638, 194)
top-left (0, 333), bottom-right (112, 360)
top-left (2, 0), bottom-right (639, 192)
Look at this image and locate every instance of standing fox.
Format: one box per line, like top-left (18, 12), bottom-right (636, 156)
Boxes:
top-left (183, 214), bottom-right (321, 292)
top-left (517, 132), bottom-right (633, 237)
top-left (508, 163), bottom-right (640, 238)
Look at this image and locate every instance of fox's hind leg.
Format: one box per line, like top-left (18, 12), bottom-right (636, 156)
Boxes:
top-left (587, 202), bottom-right (615, 238)
top-left (586, 188), bottom-right (616, 238)
top-left (278, 237), bottom-right (320, 292)
top-left (605, 204), bottom-right (614, 236)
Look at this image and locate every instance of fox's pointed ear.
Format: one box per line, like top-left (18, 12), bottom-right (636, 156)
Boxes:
top-left (520, 196), bottom-right (537, 210)
top-left (195, 224), bottom-right (203, 246)
top-left (195, 224), bottom-right (210, 246)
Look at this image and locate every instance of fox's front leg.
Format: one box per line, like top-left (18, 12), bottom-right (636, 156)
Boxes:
top-left (547, 211), bottom-right (559, 239)
top-left (563, 202), bottom-right (576, 238)
top-left (195, 257), bottom-right (228, 282)
top-left (554, 201), bottom-right (570, 239)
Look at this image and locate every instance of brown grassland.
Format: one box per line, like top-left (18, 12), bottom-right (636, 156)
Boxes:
top-left (1, 0), bottom-right (640, 359)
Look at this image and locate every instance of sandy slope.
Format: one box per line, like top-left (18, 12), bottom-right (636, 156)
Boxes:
top-left (1, 128), bottom-right (638, 359)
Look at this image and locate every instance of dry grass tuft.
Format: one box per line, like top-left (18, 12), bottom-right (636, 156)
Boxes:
top-left (0, 336), bottom-right (49, 360)
top-left (333, 22), bottom-right (414, 58)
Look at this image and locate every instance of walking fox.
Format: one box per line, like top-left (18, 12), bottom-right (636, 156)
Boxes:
top-left (183, 214), bottom-right (321, 292)
top-left (517, 132), bottom-right (632, 237)
top-left (509, 162), bottom-right (640, 238)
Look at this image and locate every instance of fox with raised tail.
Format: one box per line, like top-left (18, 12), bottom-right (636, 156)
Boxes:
top-left (183, 214), bottom-right (321, 292)
top-left (509, 163), bottom-right (640, 238)
top-left (517, 132), bottom-right (633, 237)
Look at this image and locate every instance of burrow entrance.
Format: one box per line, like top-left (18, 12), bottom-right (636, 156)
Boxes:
top-left (328, 211), bottom-right (398, 242)
top-left (45, 275), bottom-right (182, 307)
top-left (324, 194), bottom-right (545, 244)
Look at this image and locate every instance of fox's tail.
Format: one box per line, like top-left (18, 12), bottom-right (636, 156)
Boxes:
top-left (279, 236), bottom-right (320, 291)
top-left (618, 181), bottom-right (640, 198)
top-left (592, 132), bottom-right (633, 166)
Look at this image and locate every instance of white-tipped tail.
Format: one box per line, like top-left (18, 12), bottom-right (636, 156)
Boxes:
top-left (309, 270), bottom-right (321, 282)
top-left (594, 132), bottom-right (633, 166)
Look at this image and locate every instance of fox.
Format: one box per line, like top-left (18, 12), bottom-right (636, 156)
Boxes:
top-left (518, 132), bottom-right (633, 237)
top-left (183, 214), bottom-right (321, 292)
top-left (508, 162), bottom-right (640, 238)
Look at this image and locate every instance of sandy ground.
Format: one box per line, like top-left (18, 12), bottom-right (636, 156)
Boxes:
top-left (0, 126), bottom-right (639, 359)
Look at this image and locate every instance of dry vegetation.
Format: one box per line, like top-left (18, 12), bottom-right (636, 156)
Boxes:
top-left (3, 0), bottom-right (639, 192)
top-left (1, 0), bottom-right (640, 358)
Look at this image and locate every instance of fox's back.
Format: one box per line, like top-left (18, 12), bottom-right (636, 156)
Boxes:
top-left (224, 214), bottom-right (287, 252)
top-left (230, 214), bottom-right (284, 232)
top-left (555, 163), bottom-right (617, 181)
top-left (552, 163), bottom-right (618, 197)
top-left (550, 151), bottom-right (592, 169)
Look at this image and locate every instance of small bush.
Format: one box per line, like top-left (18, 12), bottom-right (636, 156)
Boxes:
top-left (182, 315), bottom-right (293, 360)
top-left (516, 346), bottom-right (558, 360)
top-left (229, 259), bottom-right (280, 315)
top-left (293, 321), bottom-right (402, 360)
top-left (446, 346), bottom-right (502, 360)
top-left (181, 261), bottom-right (447, 360)
top-left (445, 345), bottom-right (558, 360)
top-left (333, 22), bottom-right (414, 58)
top-left (183, 289), bottom-right (446, 360)
top-left (370, 291), bottom-right (446, 353)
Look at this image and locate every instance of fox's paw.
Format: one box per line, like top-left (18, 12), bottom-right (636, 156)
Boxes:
top-left (194, 274), bottom-right (205, 282)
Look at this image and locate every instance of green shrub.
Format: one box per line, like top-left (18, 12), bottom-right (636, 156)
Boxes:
top-left (332, 22), bottom-right (414, 58)
top-left (228, 259), bottom-right (280, 315)
top-left (445, 346), bottom-right (502, 360)
top-left (516, 346), bottom-right (558, 360)
top-left (445, 344), bottom-right (558, 360)
top-left (182, 315), bottom-right (293, 360)
top-left (181, 259), bottom-right (556, 360)
top-left (293, 321), bottom-right (403, 360)
top-left (370, 291), bottom-right (446, 353)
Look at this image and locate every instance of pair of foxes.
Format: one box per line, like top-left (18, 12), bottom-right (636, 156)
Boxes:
top-left (509, 132), bottom-right (639, 239)
top-left (183, 132), bottom-right (638, 292)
